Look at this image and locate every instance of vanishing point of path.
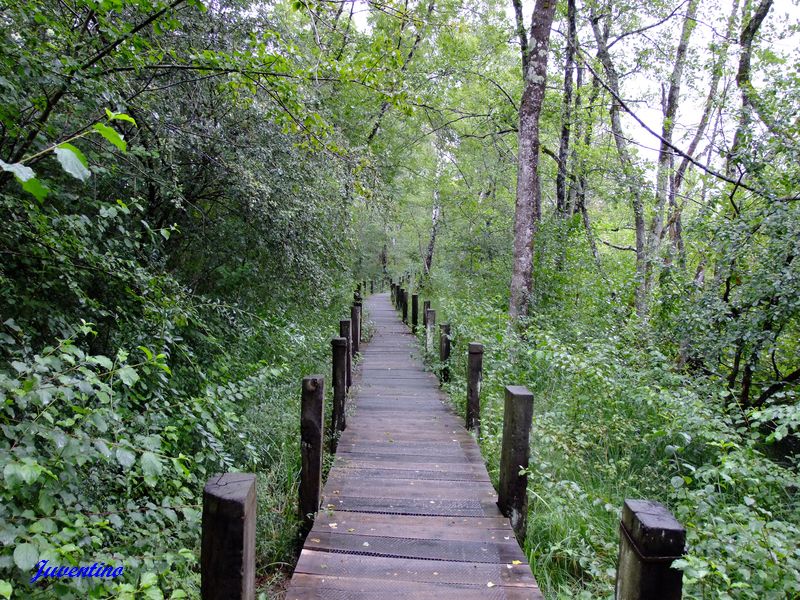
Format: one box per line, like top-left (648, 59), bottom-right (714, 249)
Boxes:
top-left (285, 292), bottom-right (543, 599)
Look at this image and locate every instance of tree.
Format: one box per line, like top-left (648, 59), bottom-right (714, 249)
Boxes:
top-left (509, 0), bottom-right (558, 319)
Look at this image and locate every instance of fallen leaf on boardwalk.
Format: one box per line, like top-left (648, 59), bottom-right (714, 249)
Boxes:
top-left (347, 528), bottom-right (355, 532)
top-left (311, 538), bottom-right (320, 543)
top-left (487, 582), bottom-right (495, 588)
top-left (328, 523), bottom-right (337, 529)
top-left (362, 542), bottom-right (370, 547)
top-left (512, 560), bottom-right (522, 565)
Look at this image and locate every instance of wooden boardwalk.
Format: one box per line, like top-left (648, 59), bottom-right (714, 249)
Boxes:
top-left (285, 292), bottom-right (542, 599)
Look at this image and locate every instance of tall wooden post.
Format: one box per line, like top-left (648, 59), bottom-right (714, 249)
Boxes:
top-left (422, 300), bottom-right (431, 327)
top-left (411, 294), bottom-right (419, 333)
top-left (299, 375), bottom-right (324, 532)
top-left (202, 474), bottom-right (256, 600)
top-left (498, 385), bottom-right (534, 541)
top-left (391, 283), bottom-right (396, 306)
top-left (401, 289), bottom-right (408, 324)
top-left (425, 309), bottom-right (436, 352)
top-left (351, 303), bottom-right (361, 356)
top-left (331, 337), bottom-right (347, 452)
top-left (339, 320), bottom-right (352, 389)
top-left (616, 500), bottom-right (686, 600)
top-left (439, 323), bottom-right (451, 383)
top-left (466, 343), bottom-right (483, 433)
top-left (370, 280), bottom-right (374, 294)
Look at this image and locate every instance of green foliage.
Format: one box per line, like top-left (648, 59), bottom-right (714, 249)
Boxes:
top-left (424, 251), bottom-right (800, 598)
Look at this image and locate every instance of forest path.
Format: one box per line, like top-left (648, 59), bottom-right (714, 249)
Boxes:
top-left (285, 292), bottom-right (542, 599)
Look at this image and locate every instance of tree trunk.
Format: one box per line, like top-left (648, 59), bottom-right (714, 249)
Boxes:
top-left (667, 0), bottom-right (741, 268)
top-left (556, 0), bottom-right (577, 216)
top-left (646, 0), bottom-right (699, 293)
top-left (509, 0), bottom-right (558, 320)
top-left (590, 12), bottom-right (647, 318)
top-left (728, 0), bottom-right (773, 175)
top-left (423, 200), bottom-right (440, 274)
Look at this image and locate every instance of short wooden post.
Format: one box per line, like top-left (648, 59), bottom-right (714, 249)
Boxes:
top-left (331, 337), bottom-right (347, 452)
top-left (616, 500), bottom-right (686, 600)
top-left (498, 385), bottom-right (534, 541)
top-left (401, 289), bottom-right (409, 324)
top-left (466, 343), bottom-right (483, 433)
top-left (202, 473), bottom-right (256, 600)
top-left (422, 300), bottom-right (431, 327)
top-left (299, 375), bottom-right (324, 532)
top-left (411, 294), bottom-right (419, 333)
top-left (425, 309), bottom-right (436, 352)
top-left (351, 303), bottom-right (361, 356)
top-left (339, 320), bottom-right (352, 389)
top-left (439, 323), bottom-right (451, 383)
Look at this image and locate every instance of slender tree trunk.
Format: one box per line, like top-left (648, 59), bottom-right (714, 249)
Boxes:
top-left (590, 12), bottom-right (647, 318)
top-left (556, 0), bottom-right (577, 216)
top-left (728, 0), bottom-right (773, 175)
top-left (509, 0), bottom-right (558, 319)
top-left (423, 198), bottom-right (440, 274)
top-left (646, 0), bottom-right (699, 294)
top-left (668, 0), bottom-right (740, 264)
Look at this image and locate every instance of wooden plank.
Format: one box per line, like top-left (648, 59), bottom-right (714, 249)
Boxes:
top-left (287, 575), bottom-right (543, 600)
top-left (285, 292), bottom-right (540, 599)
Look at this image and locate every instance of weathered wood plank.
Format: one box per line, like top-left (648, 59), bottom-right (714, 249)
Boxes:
top-left (285, 292), bottom-right (540, 599)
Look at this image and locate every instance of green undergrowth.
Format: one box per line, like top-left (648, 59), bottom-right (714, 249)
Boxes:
top-left (416, 284), bottom-right (800, 600)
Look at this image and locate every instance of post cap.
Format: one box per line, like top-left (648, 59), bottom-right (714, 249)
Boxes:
top-left (302, 375), bottom-right (324, 392)
top-left (331, 337), bottom-right (347, 347)
top-left (621, 499), bottom-right (686, 557)
top-left (504, 385), bottom-right (533, 401)
top-left (468, 342), bottom-right (484, 354)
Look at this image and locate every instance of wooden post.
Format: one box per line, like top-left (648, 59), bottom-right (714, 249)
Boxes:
top-left (466, 342), bottom-right (483, 433)
top-left (498, 385), bottom-right (534, 541)
top-left (391, 283), bottom-right (396, 306)
top-left (422, 300), bottom-right (431, 327)
top-left (331, 337), bottom-right (347, 452)
top-left (425, 309), bottom-right (436, 352)
top-left (616, 500), bottom-right (686, 600)
top-left (411, 294), bottom-right (419, 334)
top-left (202, 474), bottom-right (256, 600)
top-left (299, 375), bottom-right (324, 531)
top-left (339, 320), bottom-right (352, 389)
top-left (351, 303), bottom-right (361, 356)
top-left (439, 323), bottom-right (451, 383)
top-left (401, 289), bottom-right (408, 324)
top-left (370, 280), bottom-right (374, 294)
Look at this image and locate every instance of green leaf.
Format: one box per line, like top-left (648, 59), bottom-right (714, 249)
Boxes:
top-left (91, 355), bottom-right (114, 370)
top-left (116, 365), bottom-right (139, 387)
top-left (93, 122), bottom-right (127, 152)
top-left (54, 144), bottom-right (90, 181)
top-left (0, 580), bottom-right (11, 599)
top-left (144, 588), bottom-right (164, 600)
top-left (21, 177), bottom-right (48, 201)
top-left (116, 447), bottom-right (136, 469)
top-left (140, 571), bottom-right (158, 589)
top-left (140, 451), bottom-right (163, 486)
top-left (0, 158), bottom-right (35, 181)
top-left (105, 109), bottom-right (137, 126)
top-left (13, 543), bottom-right (38, 571)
